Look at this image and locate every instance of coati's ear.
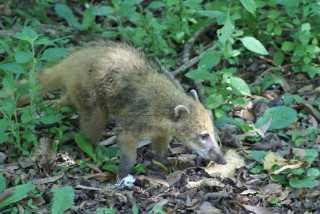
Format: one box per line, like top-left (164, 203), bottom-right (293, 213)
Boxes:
top-left (206, 109), bottom-right (213, 120)
top-left (190, 89), bottom-right (199, 101)
top-left (174, 105), bottom-right (190, 119)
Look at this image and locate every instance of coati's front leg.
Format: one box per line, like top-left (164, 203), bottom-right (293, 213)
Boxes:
top-left (151, 136), bottom-right (171, 166)
top-left (79, 107), bottom-right (108, 147)
top-left (117, 133), bottom-right (138, 180)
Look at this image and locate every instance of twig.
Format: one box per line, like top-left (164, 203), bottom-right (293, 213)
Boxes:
top-left (183, 23), bottom-right (215, 63)
top-left (172, 45), bottom-right (217, 77)
top-left (194, 81), bottom-right (206, 103)
top-left (155, 57), bottom-right (171, 74)
top-left (155, 57), bottom-right (183, 90)
top-left (75, 185), bottom-right (102, 191)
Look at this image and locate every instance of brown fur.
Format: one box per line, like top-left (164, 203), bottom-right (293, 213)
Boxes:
top-left (17, 41), bottom-right (226, 179)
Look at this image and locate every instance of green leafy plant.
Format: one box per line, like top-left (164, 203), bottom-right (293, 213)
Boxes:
top-left (0, 174), bottom-right (36, 210)
top-left (74, 132), bottom-right (98, 162)
top-left (0, 27), bottom-right (69, 156)
top-left (249, 150), bottom-right (319, 189)
top-left (255, 106), bottom-right (298, 131)
top-left (96, 208), bottom-right (116, 214)
top-left (292, 129), bottom-right (318, 147)
top-left (149, 205), bottom-right (167, 214)
top-left (51, 186), bottom-right (75, 214)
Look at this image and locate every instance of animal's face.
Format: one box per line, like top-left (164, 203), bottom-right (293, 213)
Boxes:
top-left (174, 103), bottom-right (226, 165)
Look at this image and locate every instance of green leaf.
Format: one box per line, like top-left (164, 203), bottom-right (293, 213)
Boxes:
top-left (39, 114), bottom-right (63, 125)
top-left (232, 97), bottom-right (248, 106)
top-left (13, 27), bottom-right (39, 43)
top-left (307, 168), bottom-right (320, 179)
top-left (305, 149), bottom-right (318, 163)
top-left (2, 75), bottom-right (16, 92)
top-left (239, 37), bottom-right (269, 55)
top-left (97, 146), bottom-right (119, 159)
top-left (196, 10), bottom-right (224, 18)
top-left (185, 69), bottom-right (212, 81)
top-left (82, 6), bottom-right (96, 27)
top-left (0, 183), bottom-right (36, 209)
top-left (0, 119), bottom-right (8, 132)
top-left (240, 0), bottom-right (256, 16)
top-left (0, 174), bottom-right (6, 193)
top-left (0, 63), bottom-right (24, 74)
top-left (277, 0), bottom-right (300, 7)
top-left (118, 3), bottom-right (136, 17)
top-left (215, 116), bottom-right (247, 132)
top-left (250, 165), bottom-right (264, 174)
top-left (41, 48), bottom-right (67, 62)
top-left (51, 186), bottom-right (74, 214)
top-left (206, 94), bottom-right (223, 109)
top-left (132, 205), bottom-right (139, 214)
top-left (93, 6), bottom-right (115, 16)
top-left (271, 174), bottom-right (288, 185)
top-left (199, 50), bottom-right (221, 70)
top-left (153, 205), bottom-right (167, 214)
top-left (60, 106), bottom-right (75, 113)
top-left (97, 208), bottom-right (116, 214)
top-left (291, 168), bottom-right (304, 175)
top-left (148, 1), bottom-right (166, 8)
top-left (281, 41), bottom-right (295, 51)
top-left (301, 64), bottom-right (320, 78)
top-left (101, 31), bottom-right (119, 38)
top-left (255, 106), bottom-right (297, 131)
top-left (102, 164), bottom-right (118, 173)
top-left (283, 93), bottom-right (294, 104)
top-left (273, 51), bottom-right (285, 66)
top-left (21, 111), bottom-right (33, 124)
top-left (55, 4), bottom-right (85, 30)
top-left (289, 176), bottom-right (318, 189)
top-left (74, 132), bottom-right (97, 162)
top-left (229, 76), bottom-right (251, 96)
top-left (250, 150), bottom-right (267, 164)
top-left (0, 132), bottom-right (9, 144)
top-left (35, 38), bottom-right (55, 46)
top-left (14, 51), bottom-right (33, 63)
top-left (217, 15), bottom-right (234, 44)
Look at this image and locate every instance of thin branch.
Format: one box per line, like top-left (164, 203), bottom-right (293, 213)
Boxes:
top-left (182, 23), bottom-right (215, 63)
top-left (173, 45), bottom-right (217, 77)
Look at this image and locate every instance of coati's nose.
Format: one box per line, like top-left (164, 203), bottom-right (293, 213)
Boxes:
top-left (209, 150), bottom-right (227, 165)
top-left (216, 157), bottom-right (227, 165)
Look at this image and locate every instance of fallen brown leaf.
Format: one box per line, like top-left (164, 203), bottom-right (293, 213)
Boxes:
top-left (205, 149), bottom-right (245, 178)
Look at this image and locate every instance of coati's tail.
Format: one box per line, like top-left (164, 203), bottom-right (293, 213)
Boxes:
top-left (16, 66), bottom-right (63, 106)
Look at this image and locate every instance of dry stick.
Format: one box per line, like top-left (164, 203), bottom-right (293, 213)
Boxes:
top-left (182, 23), bottom-right (215, 63)
top-left (179, 24), bottom-right (217, 102)
top-left (155, 57), bottom-right (183, 90)
top-left (172, 45), bottom-right (217, 77)
top-left (173, 45), bottom-right (217, 103)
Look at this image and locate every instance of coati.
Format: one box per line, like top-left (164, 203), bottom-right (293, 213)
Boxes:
top-left (17, 41), bottom-right (226, 180)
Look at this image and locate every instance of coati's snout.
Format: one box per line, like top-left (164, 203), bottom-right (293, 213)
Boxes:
top-left (208, 149), bottom-right (227, 165)
top-left (191, 132), bottom-right (227, 165)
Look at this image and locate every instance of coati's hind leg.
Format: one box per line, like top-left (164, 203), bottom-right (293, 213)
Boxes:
top-left (58, 94), bottom-right (72, 107)
top-left (117, 133), bottom-right (138, 180)
top-left (79, 107), bottom-right (109, 148)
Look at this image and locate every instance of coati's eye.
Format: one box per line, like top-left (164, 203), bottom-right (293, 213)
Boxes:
top-left (200, 133), bottom-right (209, 140)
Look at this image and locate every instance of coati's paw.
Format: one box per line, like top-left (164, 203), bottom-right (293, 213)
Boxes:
top-left (117, 166), bottom-right (132, 182)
